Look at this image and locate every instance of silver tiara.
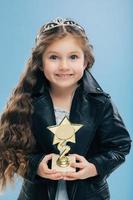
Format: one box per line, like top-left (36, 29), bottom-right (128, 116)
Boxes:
top-left (36, 17), bottom-right (85, 40)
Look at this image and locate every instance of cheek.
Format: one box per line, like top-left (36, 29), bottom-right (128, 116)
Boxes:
top-left (43, 64), bottom-right (52, 78)
top-left (42, 59), bottom-right (49, 69)
top-left (43, 60), bottom-right (55, 73)
top-left (44, 59), bottom-right (58, 69)
top-left (75, 68), bottom-right (85, 78)
top-left (73, 62), bottom-right (85, 72)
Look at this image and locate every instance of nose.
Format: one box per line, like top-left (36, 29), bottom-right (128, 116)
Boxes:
top-left (59, 58), bottom-right (69, 70)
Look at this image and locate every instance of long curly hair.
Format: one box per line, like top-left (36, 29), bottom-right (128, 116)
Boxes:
top-left (0, 19), bottom-right (95, 191)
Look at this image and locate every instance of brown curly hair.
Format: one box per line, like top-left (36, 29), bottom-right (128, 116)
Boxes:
top-left (0, 19), bottom-right (95, 191)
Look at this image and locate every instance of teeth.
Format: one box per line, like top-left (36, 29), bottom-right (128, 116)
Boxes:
top-left (56, 74), bottom-right (73, 77)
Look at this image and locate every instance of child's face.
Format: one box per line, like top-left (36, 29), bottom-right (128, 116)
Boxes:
top-left (42, 35), bottom-right (87, 91)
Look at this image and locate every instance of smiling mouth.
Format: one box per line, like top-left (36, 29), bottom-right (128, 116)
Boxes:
top-left (56, 74), bottom-right (74, 77)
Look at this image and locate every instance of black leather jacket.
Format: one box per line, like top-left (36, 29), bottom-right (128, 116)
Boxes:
top-left (18, 71), bottom-right (131, 200)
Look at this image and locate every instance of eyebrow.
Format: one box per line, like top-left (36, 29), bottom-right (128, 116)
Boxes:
top-left (46, 51), bottom-right (81, 55)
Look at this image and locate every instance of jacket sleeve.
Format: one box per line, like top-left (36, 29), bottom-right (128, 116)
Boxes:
top-left (24, 152), bottom-right (45, 182)
top-left (88, 97), bottom-right (131, 178)
top-left (23, 99), bottom-right (46, 183)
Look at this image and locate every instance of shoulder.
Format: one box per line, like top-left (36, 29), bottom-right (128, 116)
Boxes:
top-left (82, 70), bottom-right (111, 104)
top-left (31, 93), bottom-right (49, 107)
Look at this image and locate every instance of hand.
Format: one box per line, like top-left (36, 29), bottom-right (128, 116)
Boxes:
top-left (63, 154), bottom-right (98, 180)
top-left (37, 153), bottom-right (63, 180)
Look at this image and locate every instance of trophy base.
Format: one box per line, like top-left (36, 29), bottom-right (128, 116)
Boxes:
top-left (52, 154), bottom-right (76, 172)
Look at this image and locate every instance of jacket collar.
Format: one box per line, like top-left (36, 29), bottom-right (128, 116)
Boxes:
top-left (81, 70), bottom-right (104, 94)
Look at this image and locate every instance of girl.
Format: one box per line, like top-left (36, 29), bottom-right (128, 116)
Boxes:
top-left (0, 17), bottom-right (131, 200)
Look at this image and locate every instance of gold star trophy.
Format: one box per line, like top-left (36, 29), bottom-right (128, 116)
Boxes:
top-left (47, 116), bottom-right (83, 172)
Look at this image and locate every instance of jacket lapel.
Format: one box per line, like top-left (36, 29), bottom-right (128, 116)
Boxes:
top-left (68, 85), bottom-right (96, 157)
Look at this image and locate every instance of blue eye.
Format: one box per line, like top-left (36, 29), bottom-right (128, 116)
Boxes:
top-left (70, 55), bottom-right (78, 60)
top-left (49, 55), bottom-right (58, 60)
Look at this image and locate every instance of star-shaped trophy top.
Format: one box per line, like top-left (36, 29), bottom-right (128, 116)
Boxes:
top-left (47, 116), bottom-right (83, 145)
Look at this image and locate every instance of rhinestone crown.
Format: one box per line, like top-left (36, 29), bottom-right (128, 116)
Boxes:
top-left (36, 17), bottom-right (85, 40)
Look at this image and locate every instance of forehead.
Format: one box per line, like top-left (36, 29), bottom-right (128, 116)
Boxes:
top-left (45, 35), bottom-right (84, 54)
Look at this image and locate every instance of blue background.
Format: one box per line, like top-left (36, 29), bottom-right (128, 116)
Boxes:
top-left (0, 0), bottom-right (132, 199)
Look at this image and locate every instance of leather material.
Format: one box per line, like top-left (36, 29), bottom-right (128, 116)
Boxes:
top-left (18, 70), bottom-right (131, 200)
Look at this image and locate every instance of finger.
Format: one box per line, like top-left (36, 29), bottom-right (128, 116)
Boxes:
top-left (64, 172), bottom-right (78, 179)
top-left (43, 167), bottom-right (57, 174)
top-left (63, 177), bottom-right (76, 181)
top-left (47, 172), bottom-right (64, 180)
top-left (70, 162), bottom-right (84, 169)
top-left (43, 153), bottom-right (54, 163)
top-left (42, 154), bottom-right (57, 174)
top-left (65, 170), bottom-right (83, 179)
top-left (63, 173), bottom-right (77, 180)
top-left (70, 154), bottom-right (85, 162)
